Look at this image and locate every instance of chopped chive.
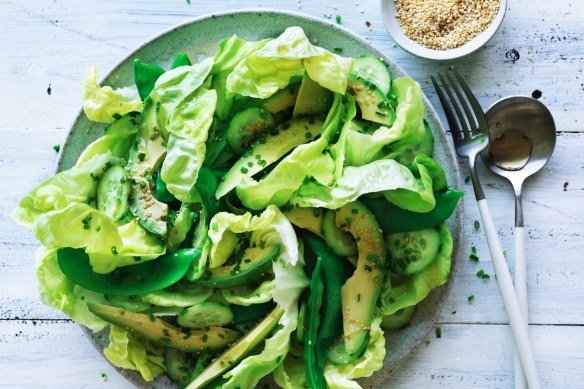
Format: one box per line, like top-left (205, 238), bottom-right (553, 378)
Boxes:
top-left (111, 246), bottom-right (118, 255)
top-left (464, 175), bottom-right (471, 184)
top-left (476, 269), bottom-right (490, 280)
top-left (473, 220), bottom-right (480, 230)
top-left (357, 293), bottom-right (361, 302)
top-left (101, 373), bottom-right (107, 381)
top-left (469, 253), bottom-right (479, 263)
top-left (240, 167), bottom-right (248, 174)
top-left (333, 47), bottom-right (343, 53)
top-left (52, 144), bottom-right (61, 153)
top-left (351, 208), bottom-right (358, 214)
top-left (336, 15), bottom-right (342, 24)
top-left (467, 294), bottom-right (475, 303)
top-left (435, 326), bottom-right (442, 338)
top-left (471, 245), bottom-right (477, 254)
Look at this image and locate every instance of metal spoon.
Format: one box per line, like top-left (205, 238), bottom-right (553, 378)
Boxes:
top-left (481, 96), bottom-right (556, 389)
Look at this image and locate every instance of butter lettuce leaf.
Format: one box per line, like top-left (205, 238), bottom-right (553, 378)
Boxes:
top-left (323, 316), bottom-right (386, 389)
top-left (104, 325), bottom-right (165, 382)
top-left (82, 66), bottom-right (143, 123)
top-left (212, 35), bottom-right (271, 74)
top-left (227, 26), bottom-right (353, 98)
top-left (158, 68), bottom-right (217, 202)
top-left (36, 248), bottom-right (108, 331)
top-left (292, 154), bottom-right (445, 212)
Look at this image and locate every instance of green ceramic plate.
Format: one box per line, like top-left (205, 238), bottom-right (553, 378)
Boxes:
top-left (58, 9), bottom-right (462, 389)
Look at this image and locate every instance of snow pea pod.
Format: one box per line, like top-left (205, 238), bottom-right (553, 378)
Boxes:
top-left (171, 52), bottom-right (192, 69)
top-left (134, 60), bottom-right (165, 100)
top-left (304, 257), bottom-right (326, 389)
top-left (361, 189), bottom-right (463, 234)
top-left (57, 247), bottom-right (200, 295)
top-left (302, 231), bottom-right (353, 387)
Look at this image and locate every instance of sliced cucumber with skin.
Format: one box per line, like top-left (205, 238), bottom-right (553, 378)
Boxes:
top-left (322, 210), bottom-right (358, 257)
top-left (386, 227), bottom-right (442, 275)
top-left (352, 56), bottom-right (391, 95)
top-left (381, 305), bottom-right (416, 330)
top-left (327, 333), bottom-right (370, 365)
top-left (97, 165), bottom-right (130, 222)
top-left (347, 73), bottom-right (396, 126)
top-left (226, 107), bottom-right (276, 155)
top-left (177, 302), bottom-right (234, 329)
top-left (165, 348), bottom-right (195, 387)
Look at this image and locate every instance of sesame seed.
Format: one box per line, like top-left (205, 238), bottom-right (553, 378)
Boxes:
top-left (394, 0), bottom-right (501, 50)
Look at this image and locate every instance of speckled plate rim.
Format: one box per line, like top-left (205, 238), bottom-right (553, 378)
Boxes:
top-left (55, 8), bottom-right (463, 388)
top-left (380, 0), bottom-right (508, 61)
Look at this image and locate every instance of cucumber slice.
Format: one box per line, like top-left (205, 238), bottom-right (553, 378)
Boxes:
top-left (164, 348), bottom-right (195, 387)
top-left (322, 210), bottom-right (358, 257)
top-left (327, 333), bottom-right (369, 365)
top-left (177, 302), bottom-right (234, 329)
top-left (97, 165), bottom-right (130, 222)
top-left (381, 305), bottom-right (416, 330)
top-left (226, 107), bottom-right (276, 155)
top-left (352, 56), bottom-right (391, 95)
top-left (386, 227), bottom-right (442, 275)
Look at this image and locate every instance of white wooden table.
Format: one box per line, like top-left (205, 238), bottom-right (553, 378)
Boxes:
top-left (1, 1), bottom-right (583, 388)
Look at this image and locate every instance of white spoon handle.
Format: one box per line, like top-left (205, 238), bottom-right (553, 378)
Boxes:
top-left (514, 226), bottom-right (528, 389)
top-left (477, 200), bottom-right (541, 389)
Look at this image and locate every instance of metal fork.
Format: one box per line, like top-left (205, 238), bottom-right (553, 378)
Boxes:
top-left (432, 68), bottom-right (542, 389)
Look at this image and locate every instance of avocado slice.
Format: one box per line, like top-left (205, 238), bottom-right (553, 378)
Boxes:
top-left (128, 97), bottom-right (169, 237)
top-left (216, 117), bottom-right (323, 198)
top-left (87, 303), bottom-right (239, 352)
top-left (185, 306), bottom-right (284, 389)
top-left (347, 73), bottom-right (396, 126)
top-left (292, 73), bottom-right (333, 117)
top-left (261, 83), bottom-right (300, 119)
top-left (193, 245), bottom-right (280, 288)
top-left (283, 206), bottom-right (324, 238)
top-left (335, 201), bottom-right (386, 355)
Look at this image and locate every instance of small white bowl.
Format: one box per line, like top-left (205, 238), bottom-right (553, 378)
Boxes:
top-left (380, 0), bottom-right (507, 61)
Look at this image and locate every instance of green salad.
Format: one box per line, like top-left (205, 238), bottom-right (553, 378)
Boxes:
top-left (12, 27), bottom-right (462, 388)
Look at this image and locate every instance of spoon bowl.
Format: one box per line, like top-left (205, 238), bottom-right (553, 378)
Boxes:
top-left (482, 96), bottom-right (556, 188)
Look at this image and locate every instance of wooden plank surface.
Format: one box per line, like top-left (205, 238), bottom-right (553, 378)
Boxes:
top-left (1, 0), bottom-right (583, 387)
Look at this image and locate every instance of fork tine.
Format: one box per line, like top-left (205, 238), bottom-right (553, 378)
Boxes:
top-left (431, 75), bottom-right (462, 143)
top-left (452, 67), bottom-right (489, 134)
top-left (445, 70), bottom-right (478, 135)
top-left (437, 73), bottom-right (471, 138)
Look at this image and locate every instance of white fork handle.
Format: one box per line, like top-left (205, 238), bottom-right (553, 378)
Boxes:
top-left (514, 226), bottom-right (528, 389)
top-left (477, 200), bottom-right (541, 389)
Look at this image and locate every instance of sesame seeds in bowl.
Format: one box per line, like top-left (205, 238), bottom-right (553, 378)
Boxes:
top-left (381, 0), bottom-right (507, 61)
